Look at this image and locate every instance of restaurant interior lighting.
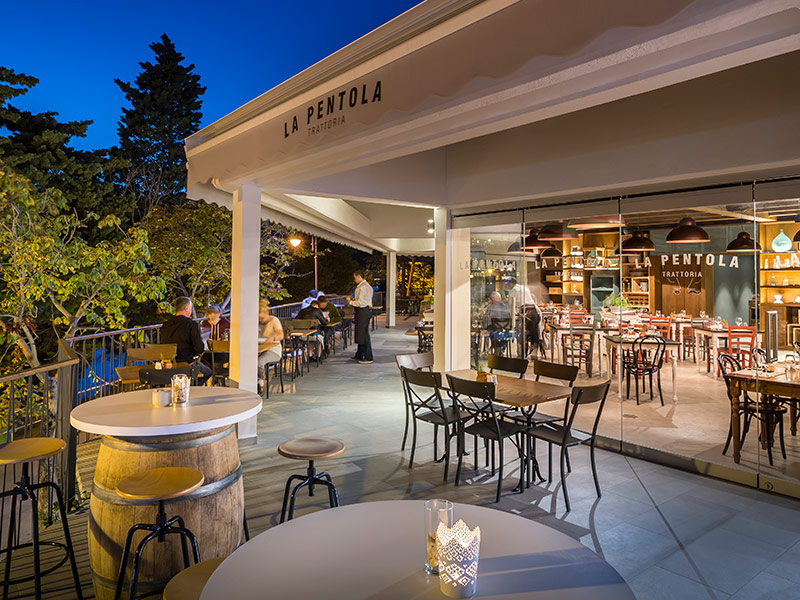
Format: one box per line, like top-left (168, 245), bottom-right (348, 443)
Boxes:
top-left (726, 231), bottom-right (762, 252)
top-left (519, 230), bottom-right (553, 250)
top-left (665, 217), bottom-right (710, 243)
top-left (569, 215), bottom-right (626, 230)
top-left (621, 230), bottom-right (656, 252)
top-left (538, 222), bottom-right (579, 241)
top-left (506, 241), bottom-right (523, 255)
top-left (541, 245), bottom-right (562, 258)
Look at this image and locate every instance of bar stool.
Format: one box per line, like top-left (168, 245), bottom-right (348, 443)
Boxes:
top-left (0, 437), bottom-right (83, 600)
top-left (113, 467), bottom-right (204, 600)
top-left (163, 556), bottom-right (224, 600)
top-left (278, 438), bottom-right (344, 523)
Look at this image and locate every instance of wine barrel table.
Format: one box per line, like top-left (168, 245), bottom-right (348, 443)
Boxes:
top-left (70, 387), bottom-right (262, 600)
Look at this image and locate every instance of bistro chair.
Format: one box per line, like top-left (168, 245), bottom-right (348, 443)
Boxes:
top-left (648, 315), bottom-right (673, 339)
top-left (488, 317), bottom-right (514, 357)
top-left (395, 352), bottom-right (434, 451)
top-left (207, 339), bottom-right (230, 386)
top-left (561, 323), bottom-right (596, 377)
top-left (487, 353), bottom-right (528, 379)
top-left (127, 345), bottom-right (176, 364)
top-left (139, 364), bottom-right (200, 388)
top-left (446, 374), bottom-right (526, 503)
top-left (566, 308), bottom-right (588, 324)
top-left (340, 306), bottom-right (355, 349)
top-left (622, 335), bottom-right (666, 405)
top-left (416, 325), bottom-right (434, 353)
top-left (526, 380), bottom-right (610, 512)
top-left (400, 367), bottom-right (467, 481)
top-left (723, 325), bottom-right (757, 370)
top-left (682, 318), bottom-right (705, 362)
top-left (719, 353), bottom-right (787, 465)
top-left (143, 343), bottom-right (179, 361)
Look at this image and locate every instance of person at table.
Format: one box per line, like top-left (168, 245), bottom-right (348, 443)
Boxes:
top-left (317, 295), bottom-right (340, 356)
top-left (505, 277), bottom-right (535, 307)
top-left (505, 279), bottom-right (544, 357)
top-left (300, 289), bottom-right (318, 310)
top-left (201, 303), bottom-right (230, 341)
top-left (483, 291), bottom-right (513, 354)
top-left (347, 270), bottom-right (373, 364)
top-left (161, 296), bottom-right (212, 383)
top-left (258, 299), bottom-right (284, 394)
top-left (296, 299), bottom-right (328, 359)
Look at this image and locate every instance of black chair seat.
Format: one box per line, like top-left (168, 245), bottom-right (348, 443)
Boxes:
top-left (463, 418), bottom-right (525, 441)
top-left (416, 406), bottom-right (466, 426)
top-left (528, 424), bottom-right (591, 447)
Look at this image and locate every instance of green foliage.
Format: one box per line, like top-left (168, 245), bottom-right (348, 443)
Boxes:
top-left (0, 163), bottom-right (166, 367)
top-left (0, 67), bottom-right (131, 240)
top-left (602, 291), bottom-right (630, 308)
top-left (260, 222), bottom-right (309, 302)
top-left (115, 34), bottom-right (206, 220)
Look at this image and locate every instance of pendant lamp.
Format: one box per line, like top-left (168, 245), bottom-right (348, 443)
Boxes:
top-left (520, 229), bottom-right (553, 250)
top-left (726, 231), bottom-right (761, 252)
top-left (541, 245), bottom-right (562, 258)
top-left (666, 217), bottom-right (709, 243)
top-left (570, 215), bottom-right (626, 230)
top-left (506, 241), bottom-right (523, 255)
top-left (538, 222), bottom-right (579, 241)
top-left (793, 229), bottom-right (800, 244)
top-left (621, 230), bottom-right (655, 253)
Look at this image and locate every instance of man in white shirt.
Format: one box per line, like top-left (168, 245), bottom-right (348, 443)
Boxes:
top-left (347, 270), bottom-right (374, 364)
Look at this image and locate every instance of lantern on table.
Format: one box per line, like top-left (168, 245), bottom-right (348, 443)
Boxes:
top-left (436, 519), bottom-right (481, 598)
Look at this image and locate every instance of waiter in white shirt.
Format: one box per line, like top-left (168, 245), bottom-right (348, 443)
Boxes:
top-left (347, 270), bottom-right (374, 364)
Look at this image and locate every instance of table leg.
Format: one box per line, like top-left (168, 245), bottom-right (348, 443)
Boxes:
top-left (615, 345), bottom-right (623, 400)
top-left (713, 335), bottom-right (720, 379)
top-left (731, 381), bottom-right (742, 463)
top-left (671, 352), bottom-right (678, 401)
top-left (695, 330), bottom-right (702, 371)
top-left (597, 336), bottom-right (604, 378)
top-left (791, 403), bottom-right (797, 436)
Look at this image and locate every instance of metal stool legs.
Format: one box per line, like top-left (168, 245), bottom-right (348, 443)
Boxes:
top-left (279, 460), bottom-right (340, 523)
top-left (0, 463), bottom-right (83, 600)
top-left (114, 500), bottom-right (200, 600)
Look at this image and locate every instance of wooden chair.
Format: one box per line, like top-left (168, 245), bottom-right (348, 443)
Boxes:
top-left (127, 346), bottom-right (169, 364)
top-left (396, 352), bottom-right (434, 451)
top-left (566, 309), bottom-right (588, 324)
top-left (446, 374), bottom-right (526, 503)
top-left (207, 339), bottom-right (230, 386)
top-left (527, 380), bottom-right (610, 512)
top-left (648, 316), bottom-right (673, 339)
top-left (487, 354), bottom-right (528, 379)
top-left (725, 325), bottom-right (757, 369)
top-left (143, 343), bottom-right (178, 360)
top-left (561, 323), bottom-right (596, 376)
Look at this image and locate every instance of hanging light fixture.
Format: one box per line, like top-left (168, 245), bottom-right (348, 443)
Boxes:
top-left (506, 240), bottom-right (523, 255)
top-left (621, 230), bottom-right (655, 253)
top-left (793, 229), bottom-right (800, 244)
top-left (726, 231), bottom-right (761, 252)
top-left (541, 245), bottom-right (562, 258)
top-left (570, 214), bottom-right (626, 230)
top-left (666, 217), bottom-right (710, 243)
top-left (520, 229), bottom-right (553, 250)
top-left (538, 222), bottom-right (578, 241)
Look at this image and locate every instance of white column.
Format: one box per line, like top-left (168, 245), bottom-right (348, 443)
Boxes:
top-left (433, 208), bottom-right (471, 372)
top-left (230, 183), bottom-right (261, 444)
top-left (386, 251), bottom-right (397, 328)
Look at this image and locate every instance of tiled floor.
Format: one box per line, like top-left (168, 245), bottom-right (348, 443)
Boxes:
top-left (12, 316), bottom-right (800, 598)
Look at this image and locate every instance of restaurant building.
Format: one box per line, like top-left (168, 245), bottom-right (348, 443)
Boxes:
top-left (185, 0), bottom-right (800, 497)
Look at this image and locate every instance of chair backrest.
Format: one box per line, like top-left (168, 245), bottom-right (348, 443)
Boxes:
top-left (567, 310), bottom-right (587, 324)
top-left (532, 359), bottom-right (578, 386)
top-left (445, 375), bottom-right (504, 436)
top-left (209, 339), bottom-right (231, 353)
top-left (401, 366), bottom-right (442, 390)
top-left (139, 364), bottom-right (199, 388)
top-left (631, 335), bottom-right (666, 368)
top-left (727, 326), bottom-right (756, 353)
top-left (563, 380), bottom-right (611, 441)
top-left (416, 326), bottom-right (434, 353)
top-left (285, 318), bottom-right (318, 331)
top-left (126, 346), bottom-right (165, 364)
top-left (752, 347), bottom-right (767, 367)
top-left (793, 340), bottom-right (800, 356)
top-left (395, 352), bottom-right (434, 371)
top-left (142, 343), bottom-right (178, 361)
top-left (648, 316), bottom-right (672, 337)
top-left (717, 352), bottom-right (742, 377)
top-left (489, 316), bottom-right (512, 331)
top-left (487, 354), bottom-right (528, 379)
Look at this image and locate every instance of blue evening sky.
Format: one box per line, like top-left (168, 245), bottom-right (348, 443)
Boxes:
top-left (3, 0), bottom-right (420, 151)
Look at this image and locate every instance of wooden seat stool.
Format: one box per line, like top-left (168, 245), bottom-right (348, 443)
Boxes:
top-left (278, 438), bottom-right (344, 523)
top-left (113, 467), bottom-right (205, 600)
top-left (0, 437), bottom-right (84, 600)
top-left (163, 556), bottom-right (225, 600)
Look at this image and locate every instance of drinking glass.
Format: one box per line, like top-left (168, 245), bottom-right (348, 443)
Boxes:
top-left (735, 317), bottom-right (743, 326)
top-left (171, 374), bottom-right (191, 407)
top-left (424, 499), bottom-right (453, 575)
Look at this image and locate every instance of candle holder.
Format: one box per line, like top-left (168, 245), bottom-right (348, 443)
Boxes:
top-left (436, 519), bottom-right (481, 598)
top-left (424, 499), bottom-right (453, 575)
top-left (171, 374), bottom-right (190, 407)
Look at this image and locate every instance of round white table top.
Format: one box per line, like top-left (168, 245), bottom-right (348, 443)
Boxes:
top-left (70, 387), bottom-right (262, 437)
top-left (201, 501), bottom-right (634, 600)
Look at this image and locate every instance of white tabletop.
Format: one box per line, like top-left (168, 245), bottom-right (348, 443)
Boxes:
top-left (201, 501), bottom-right (633, 600)
top-left (70, 387), bottom-right (262, 437)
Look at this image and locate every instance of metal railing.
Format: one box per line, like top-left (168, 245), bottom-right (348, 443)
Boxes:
top-left (1, 341), bottom-right (80, 533)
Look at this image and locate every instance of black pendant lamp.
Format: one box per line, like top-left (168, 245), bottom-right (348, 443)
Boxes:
top-left (793, 229), bottom-right (800, 244)
top-left (538, 222), bottom-right (579, 241)
top-left (621, 230), bottom-right (655, 253)
top-left (506, 241), bottom-right (523, 255)
top-left (541, 245), bottom-right (562, 258)
top-left (520, 229), bottom-right (553, 250)
top-left (726, 231), bottom-right (761, 252)
top-left (666, 217), bottom-right (710, 243)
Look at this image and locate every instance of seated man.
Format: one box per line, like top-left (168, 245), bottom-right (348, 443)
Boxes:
top-left (316, 295), bottom-right (340, 355)
top-left (161, 296), bottom-right (212, 383)
top-left (483, 291), bottom-right (513, 354)
top-left (201, 303), bottom-right (230, 341)
top-left (296, 300), bottom-right (328, 359)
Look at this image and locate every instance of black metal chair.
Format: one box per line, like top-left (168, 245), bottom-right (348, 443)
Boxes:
top-left (416, 325), bottom-right (434, 353)
top-left (139, 364), bottom-right (200, 388)
top-left (622, 335), bottom-right (666, 405)
top-left (395, 352), bottom-right (434, 451)
top-left (401, 367), bottom-right (467, 481)
top-left (487, 353), bottom-right (527, 379)
top-left (207, 339), bottom-right (230, 386)
top-left (527, 380), bottom-right (611, 512)
top-left (719, 353), bottom-right (787, 465)
top-left (488, 317), bottom-right (514, 357)
top-left (446, 374), bottom-right (526, 503)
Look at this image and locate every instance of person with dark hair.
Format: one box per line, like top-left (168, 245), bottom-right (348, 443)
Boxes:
top-left (347, 271), bottom-right (373, 364)
top-left (317, 295), bottom-right (341, 355)
top-left (161, 297), bottom-right (212, 383)
top-left (300, 289), bottom-right (318, 309)
top-left (296, 299), bottom-right (328, 359)
top-left (201, 303), bottom-right (230, 341)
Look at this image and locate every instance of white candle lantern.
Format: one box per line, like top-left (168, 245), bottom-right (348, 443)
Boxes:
top-left (436, 520), bottom-right (481, 598)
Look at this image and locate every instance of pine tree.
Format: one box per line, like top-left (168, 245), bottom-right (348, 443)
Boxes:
top-left (0, 67), bottom-right (130, 237)
top-left (115, 34), bottom-right (206, 220)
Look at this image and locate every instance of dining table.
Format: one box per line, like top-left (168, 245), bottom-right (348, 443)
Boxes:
top-left (603, 335), bottom-right (681, 401)
top-left (70, 387), bottom-right (262, 599)
top-left (547, 324), bottom-right (618, 377)
top-left (199, 501), bottom-right (635, 600)
top-left (693, 326), bottom-right (763, 379)
top-left (724, 366), bottom-right (800, 463)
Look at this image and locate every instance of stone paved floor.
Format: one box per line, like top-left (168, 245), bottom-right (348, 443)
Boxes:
top-left (11, 315), bottom-right (800, 598)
